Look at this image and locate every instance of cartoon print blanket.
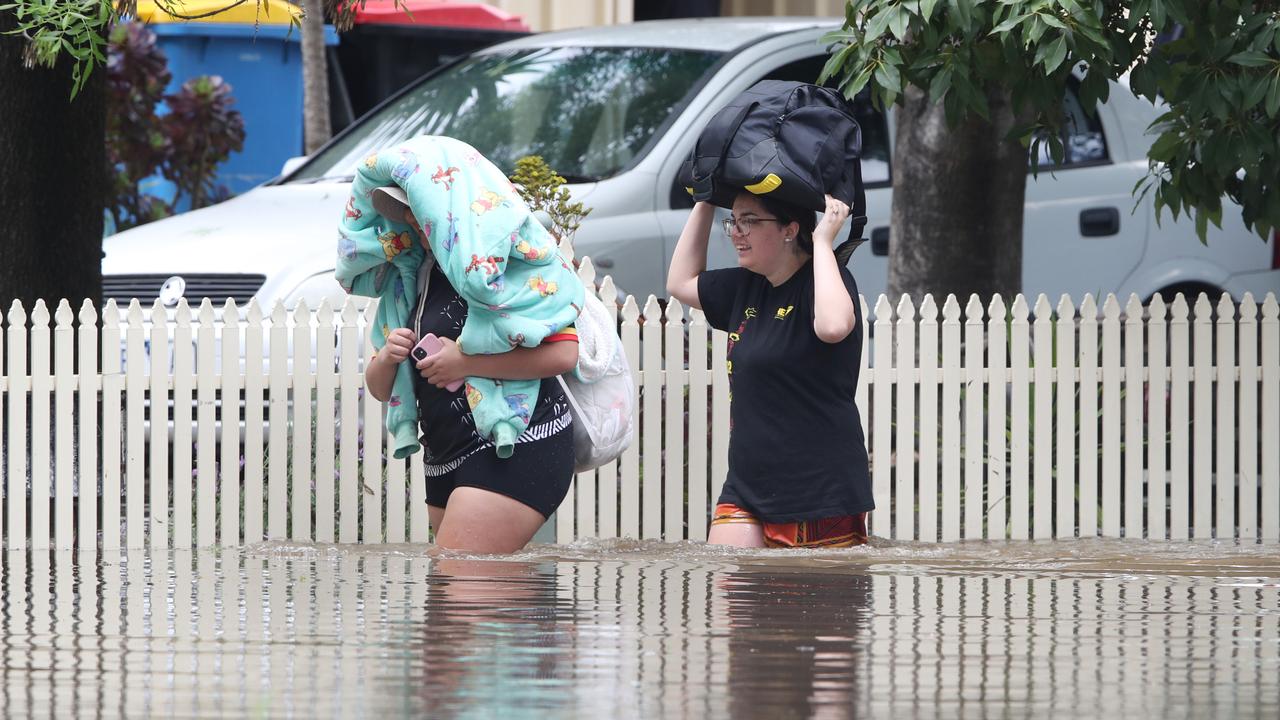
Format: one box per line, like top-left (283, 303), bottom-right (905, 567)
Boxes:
top-left (335, 135), bottom-right (584, 459)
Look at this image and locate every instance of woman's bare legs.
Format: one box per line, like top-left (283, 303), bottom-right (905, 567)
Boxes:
top-left (433, 487), bottom-right (546, 554)
top-left (707, 522), bottom-right (767, 548)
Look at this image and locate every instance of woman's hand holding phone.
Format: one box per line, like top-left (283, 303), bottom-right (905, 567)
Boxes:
top-left (415, 334), bottom-right (466, 391)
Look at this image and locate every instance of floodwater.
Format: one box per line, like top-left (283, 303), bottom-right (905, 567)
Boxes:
top-left (1, 540), bottom-right (1277, 719)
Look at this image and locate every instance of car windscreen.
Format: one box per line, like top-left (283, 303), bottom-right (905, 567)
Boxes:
top-left (289, 46), bottom-right (723, 183)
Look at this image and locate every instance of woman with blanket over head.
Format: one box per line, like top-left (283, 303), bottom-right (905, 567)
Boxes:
top-left (339, 136), bottom-right (585, 554)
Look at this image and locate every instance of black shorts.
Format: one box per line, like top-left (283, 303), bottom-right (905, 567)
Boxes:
top-left (424, 426), bottom-right (575, 519)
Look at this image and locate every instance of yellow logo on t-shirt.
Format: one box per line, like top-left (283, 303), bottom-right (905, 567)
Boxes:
top-left (774, 305), bottom-right (794, 320)
top-left (744, 307), bottom-right (758, 319)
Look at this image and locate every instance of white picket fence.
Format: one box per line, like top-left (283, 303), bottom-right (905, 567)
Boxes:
top-left (1, 262), bottom-right (1277, 550)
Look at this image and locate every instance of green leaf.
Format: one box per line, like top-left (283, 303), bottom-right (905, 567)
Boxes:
top-left (928, 66), bottom-right (953, 103)
top-left (888, 7), bottom-right (910, 41)
top-left (920, 0), bottom-right (941, 21)
top-left (990, 14), bottom-right (1025, 36)
top-left (1042, 35), bottom-right (1068, 72)
top-left (865, 8), bottom-right (894, 39)
top-left (845, 65), bottom-right (875, 99)
top-left (1268, 77), bottom-right (1280, 117)
top-left (875, 59), bottom-right (902, 94)
top-left (1039, 12), bottom-right (1067, 31)
top-left (1228, 50), bottom-right (1276, 68)
top-left (1147, 131), bottom-right (1181, 163)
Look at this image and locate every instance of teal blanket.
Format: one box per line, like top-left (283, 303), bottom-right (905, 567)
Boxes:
top-left (335, 136), bottom-right (585, 459)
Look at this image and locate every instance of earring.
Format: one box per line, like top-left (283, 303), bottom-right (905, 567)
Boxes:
top-left (785, 236), bottom-right (793, 243)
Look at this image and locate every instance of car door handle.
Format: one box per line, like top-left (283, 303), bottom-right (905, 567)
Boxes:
top-left (870, 226), bottom-right (890, 256)
top-left (1080, 207), bottom-right (1120, 237)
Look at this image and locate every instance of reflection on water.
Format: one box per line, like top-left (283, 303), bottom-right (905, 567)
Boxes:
top-left (0, 541), bottom-right (1276, 718)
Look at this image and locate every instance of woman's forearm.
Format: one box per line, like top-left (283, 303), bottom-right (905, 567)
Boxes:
top-left (463, 342), bottom-right (579, 381)
top-left (811, 237), bottom-right (856, 343)
top-left (365, 351), bottom-right (398, 402)
top-left (666, 201), bottom-right (715, 308)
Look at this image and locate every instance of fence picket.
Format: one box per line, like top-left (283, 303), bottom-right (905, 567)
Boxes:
top-left (1237, 295), bottom-right (1258, 541)
top-left (1124, 294), bottom-right (1146, 539)
top-left (292, 302), bottom-right (315, 542)
top-left (620, 297), bottom-right (642, 538)
top-left (1077, 295), bottom-right (1099, 538)
top-left (687, 306), bottom-right (709, 541)
top-left (664, 298), bottom-right (687, 541)
top-left (100, 302), bottom-right (122, 551)
top-left (1009, 296), bottom-right (1030, 540)
top-left (124, 300), bottom-right (146, 549)
top-left (337, 299), bottom-right (363, 540)
top-left (919, 296), bottom-right (939, 542)
top-left (1169, 295), bottom-right (1191, 539)
top-left (895, 295), bottom-right (916, 541)
top-left (148, 301), bottom-right (170, 550)
top-left (1146, 296), bottom-right (1168, 540)
top-left (360, 302), bottom-right (384, 543)
top-left (986, 296), bottom-right (1008, 538)
top-left (1215, 295), bottom-right (1237, 539)
top-left (1033, 295), bottom-right (1054, 540)
top-left (315, 300), bottom-right (337, 543)
top-left (1192, 294), bottom-right (1213, 539)
top-left (964, 295), bottom-right (985, 541)
top-left (1055, 296), bottom-right (1077, 538)
top-left (196, 300), bottom-right (218, 548)
top-left (29, 301), bottom-right (51, 551)
top-left (243, 301), bottom-right (266, 544)
top-left (1101, 295), bottom-right (1122, 538)
top-left (641, 295), bottom-right (663, 540)
top-left (1262, 294), bottom-right (1279, 540)
top-left (597, 276), bottom-right (622, 539)
top-left (871, 295), bottom-right (893, 538)
top-left (944, 296), bottom-right (965, 540)
top-left (53, 301), bottom-right (75, 551)
top-left (77, 301), bottom-right (99, 553)
top-left (219, 301), bottom-right (241, 546)
top-left (267, 302), bottom-right (290, 540)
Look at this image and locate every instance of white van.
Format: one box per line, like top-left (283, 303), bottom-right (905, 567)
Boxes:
top-left (104, 17), bottom-right (1280, 310)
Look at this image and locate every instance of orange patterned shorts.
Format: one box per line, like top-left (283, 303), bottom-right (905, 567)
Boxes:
top-left (711, 503), bottom-right (869, 548)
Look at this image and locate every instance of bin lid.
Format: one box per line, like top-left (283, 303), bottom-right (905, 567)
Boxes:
top-left (135, 0), bottom-right (302, 25)
top-left (351, 1), bottom-right (528, 31)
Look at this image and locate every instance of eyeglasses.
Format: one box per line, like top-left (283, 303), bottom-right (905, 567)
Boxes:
top-left (721, 216), bottom-right (780, 237)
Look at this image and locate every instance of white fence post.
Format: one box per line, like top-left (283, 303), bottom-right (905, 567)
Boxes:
top-left (1124, 294), bottom-right (1145, 539)
top-left (30, 301), bottom-right (50, 551)
top-left (1009, 296), bottom-right (1030, 540)
top-left (641, 295), bottom-right (663, 540)
top-left (894, 294), bottom-right (916, 542)
top-left (1055, 295), bottom-right (1077, 538)
top-left (76, 300), bottom-right (99, 553)
top-left (871, 295), bottom-right (893, 538)
top-left (148, 301), bottom-right (169, 550)
top-left (1146, 296), bottom-right (1168, 540)
top-left (53, 300), bottom-right (75, 551)
top-left (1215, 294), bottom-right (1237, 539)
top-left (918, 295), bottom-right (939, 543)
top-left (963, 295), bottom-right (985, 541)
top-left (1262, 293), bottom-right (1279, 540)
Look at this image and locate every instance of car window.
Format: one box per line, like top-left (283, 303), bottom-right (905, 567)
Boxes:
top-left (289, 47), bottom-right (722, 183)
top-left (763, 56), bottom-right (892, 186)
top-left (1033, 81), bottom-right (1109, 168)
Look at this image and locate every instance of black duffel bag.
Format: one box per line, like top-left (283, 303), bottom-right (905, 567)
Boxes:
top-left (678, 80), bottom-right (868, 258)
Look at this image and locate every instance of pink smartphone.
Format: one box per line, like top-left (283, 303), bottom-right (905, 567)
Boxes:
top-left (411, 333), bottom-right (464, 392)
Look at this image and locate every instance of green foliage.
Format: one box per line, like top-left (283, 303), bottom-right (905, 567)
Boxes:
top-left (106, 21), bottom-right (245, 230)
top-left (0, 0), bottom-right (113, 96)
top-left (509, 155), bottom-right (593, 247)
top-left (821, 0), bottom-right (1280, 243)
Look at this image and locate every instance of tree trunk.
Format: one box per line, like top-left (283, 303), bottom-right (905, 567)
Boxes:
top-left (302, 0), bottom-right (331, 155)
top-left (887, 83), bottom-right (1028, 304)
top-left (0, 11), bottom-right (105, 310)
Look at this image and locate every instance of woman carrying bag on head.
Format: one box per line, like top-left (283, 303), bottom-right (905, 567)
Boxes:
top-left (666, 192), bottom-right (873, 548)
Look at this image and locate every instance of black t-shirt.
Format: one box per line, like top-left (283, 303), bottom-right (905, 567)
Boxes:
top-left (411, 263), bottom-right (572, 470)
top-left (697, 261), bottom-right (873, 522)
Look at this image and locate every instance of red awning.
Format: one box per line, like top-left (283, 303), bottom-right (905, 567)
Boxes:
top-left (352, 1), bottom-right (529, 32)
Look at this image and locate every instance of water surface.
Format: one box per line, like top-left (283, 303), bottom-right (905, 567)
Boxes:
top-left (1, 539), bottom-right (1276, 718)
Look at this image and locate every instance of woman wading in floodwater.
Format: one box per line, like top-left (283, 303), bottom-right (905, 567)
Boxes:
top-left (666, 193), bottom-right (873, 548)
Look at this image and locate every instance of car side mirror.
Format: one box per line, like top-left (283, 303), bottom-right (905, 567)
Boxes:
top-left (280, 156), bottom-right (309, 176)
